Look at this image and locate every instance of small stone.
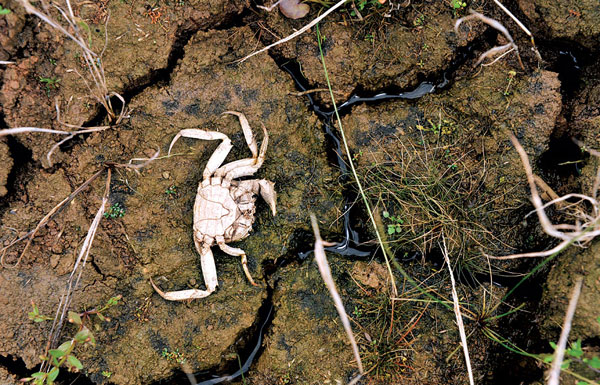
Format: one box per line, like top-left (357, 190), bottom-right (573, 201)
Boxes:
top-left (50, 254), bottom-right (61, 269)
top-left (189, 278), bottom-right (196, 286)
top-left (162, 171), bottom-right (170, 179)
top-left (207, 325), bottom-right (213, 331)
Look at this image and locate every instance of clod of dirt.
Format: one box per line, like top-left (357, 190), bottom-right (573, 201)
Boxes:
top-left (259, 2), bottom-right (479, 104)
top-left (0, 139), bottom-right (12, 196)
top-left (0, 365), bottom-right (19, 385)
top-left (541, 239), bottom-right (600, 341)
top-left (519, 0), bottom-right (600, 49)
top-left (0, 24), bottom-right (344, 385)
top-left (248, 259), bottom-right (356, 383)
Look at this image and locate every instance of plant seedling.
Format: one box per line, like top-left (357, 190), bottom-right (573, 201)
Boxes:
top-left (23, 295), bottom-right (121, 385)
top-left (383, 211), bottom-right (404, 235)
top-left (0, 5), bottom-right (11, 14)
top-left (39, 76), bottom-right (60, 97)
top-left (103, 202), bottom-right (125, 219)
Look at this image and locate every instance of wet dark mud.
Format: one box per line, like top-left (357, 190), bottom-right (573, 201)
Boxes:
top-left (2, 0), bottom-right (600, 384)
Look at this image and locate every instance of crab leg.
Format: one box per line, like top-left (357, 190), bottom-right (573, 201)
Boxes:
top-left (150, 244), bottom-right (218, 301)
top-left (216, 238), bottom-right (259, 287)
top-left (222, 111), bottom-right (258, 158)
top-left (217, 124), bottom-right (269, 181)
top-left (168, 129), bottom-right (233, 180)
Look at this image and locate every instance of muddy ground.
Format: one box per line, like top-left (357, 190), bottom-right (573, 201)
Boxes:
top-left (1, 0), bottom-right (599, 384)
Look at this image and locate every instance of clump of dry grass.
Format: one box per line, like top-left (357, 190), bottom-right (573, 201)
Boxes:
top-left (358, 137), bottom-right (505, 271)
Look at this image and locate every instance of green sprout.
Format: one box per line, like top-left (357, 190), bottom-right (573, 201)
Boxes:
top-left (451, 0), bottom-right (466, 12)
top-left (383, 210), bottom-right (404, 235)
top-left (39, 76), bottom-right (60, 97)
top-left (103, 202), bottom-right (125, 219)
top-left (0, 5), bottom-right (11, 14)
top-left (165, 185), bottom-right (178, 196)
top-left (161, 348), bottom-right (186, 365)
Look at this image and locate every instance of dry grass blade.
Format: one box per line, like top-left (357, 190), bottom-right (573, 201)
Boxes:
top-left (42, 168), bottom-right (111, 370)
top-left (485, 135), bottom-right (600, 260)
top-left (0, 127), bottom-right (72, 136)
top-left (548, 277), bottom-right (584, 385)
top-left (239, 0), bottom-right (347, 63)
top-left (310, 213), bottom-right (364, 383)
top-left (441, 235), bottom-right (475, 385)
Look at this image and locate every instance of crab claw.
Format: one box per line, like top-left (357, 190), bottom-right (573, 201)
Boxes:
top-left (258, 179), bottom-right (277, 216)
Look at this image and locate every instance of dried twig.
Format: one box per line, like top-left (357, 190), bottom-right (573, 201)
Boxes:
top-left (548, 277), bottom-right (584, 385)
top-left (310, 214), bottom-right (364, 383)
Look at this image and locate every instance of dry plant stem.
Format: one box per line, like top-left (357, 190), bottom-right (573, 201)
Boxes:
top-left (0, 168), bottom-right (105, 268)
top-left (310, 214), bottom-right (364, 382)
top-left (42, 168), bottom-right (111, 371)
top-left (486, 135), bottom-right (600, 260)
top-left (441, 236), bottom-right (475, 385)
top-left (548, 277), bottom-right (584, 385)
top-left (239, 0), bottom-right (348, 63)
top-left (493, 0), bottom-right (542, 61)
top-left (316, 24), bottom-right (398, 298)
top-left (455, 10), bottom-right (524, 70)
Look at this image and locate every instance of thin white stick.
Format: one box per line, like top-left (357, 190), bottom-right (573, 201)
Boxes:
top-left (441, 236), bottom-right (475, 385)
top-left (0, 127), bottom-right (72, 136)
top-left (493, 0), bottom-right (532, 37)
top-left (239, 0), bottom-right (348, 63)
top-left (548, 278), bottom-right (584, 385)
top-left (310, 214), bottom-right (364, 382)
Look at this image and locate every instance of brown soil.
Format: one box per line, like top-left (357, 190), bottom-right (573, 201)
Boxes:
top-left (1, 0), bottom-right (600, 384)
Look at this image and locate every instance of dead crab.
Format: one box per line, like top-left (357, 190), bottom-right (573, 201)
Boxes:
top-left (151, 111), bottom-right (276, 301)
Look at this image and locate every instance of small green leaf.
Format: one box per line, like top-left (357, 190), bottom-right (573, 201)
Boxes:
top-left (568, 339), bottom-right (584, 358)
top-left (68, 311), bottom-right (82, 325)
top-left (0, 6), bottom-right (11, 15)
top-left (576, 381), bottom-right (589, 385)
top-left (561, 359), bottom-right (571, 369)
top-left (47, 367), bottom-right (59, 383)
top-left (49, 349), bottom-right (66, 358)
top-left (58, 341), bottom-right (72, 353)
top-left (542, 354), bottom-right (554, 363)
top-left (67, 354), bottom-right (83, 370)
top-left (30, 372), bottom-right (46, 379)
top-left (107, 295), bottom-right (122, 306)
top-left (549, 341), bottom-right (557, 350)
top-left (382, 211), bottom-right (390, 218)
top-left (387, 225), bottom-right (395, 235)
top-left (96, 312), bottom-right (106, 322)
top-left (74, 327), bottom-right (91, 343)
top-left (584, 355), bottom-right (600, 369)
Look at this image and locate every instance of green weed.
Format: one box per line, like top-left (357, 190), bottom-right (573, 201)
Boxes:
top-left (38, 76), bottom-right (60, 97)
top-left (103, 202), bottom-right (125, 219)
top-left (161, 348), bottom-right (186, 365)
top-left (23, 296), bottom-right (121, 385)
top-left (0, 5), bottom-right (11, 15)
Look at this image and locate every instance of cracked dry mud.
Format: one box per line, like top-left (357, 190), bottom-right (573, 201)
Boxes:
top-left (2, 0), bottom-right (600, 384)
